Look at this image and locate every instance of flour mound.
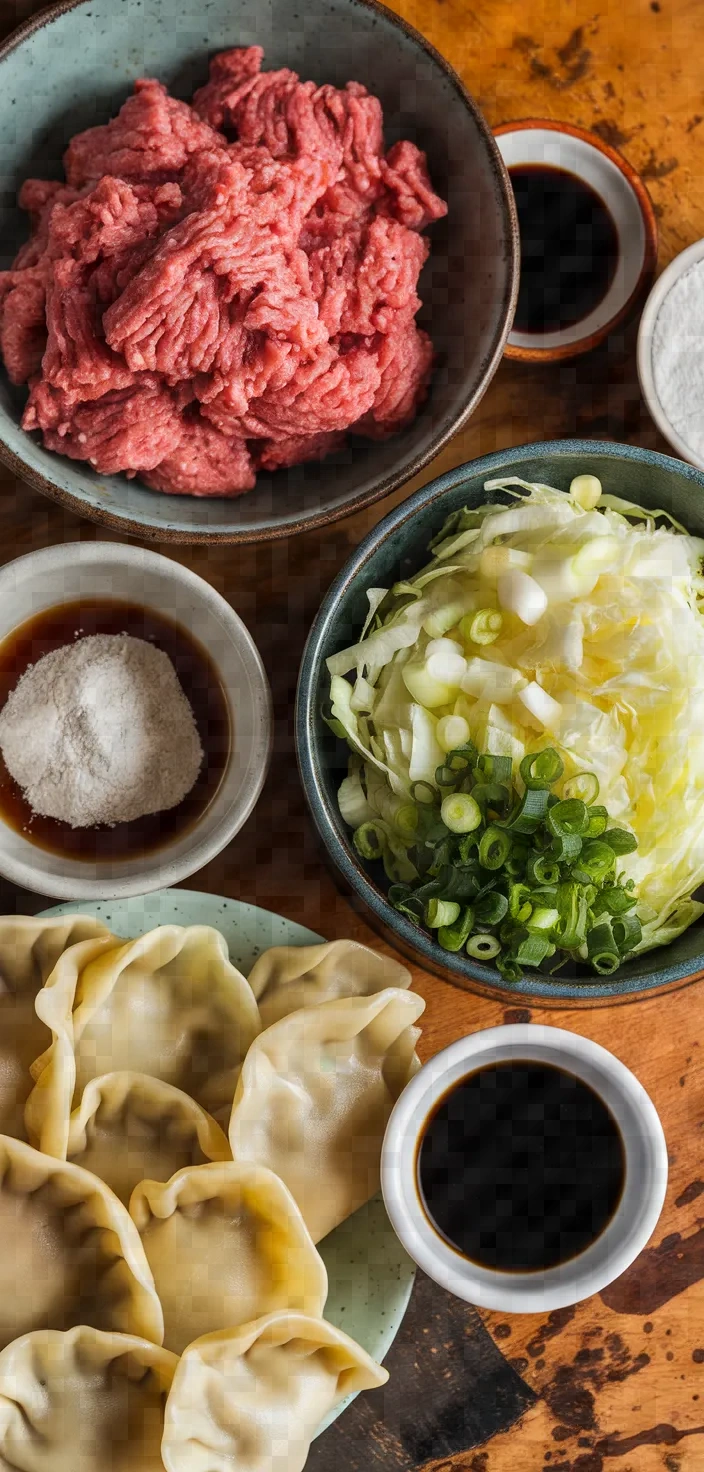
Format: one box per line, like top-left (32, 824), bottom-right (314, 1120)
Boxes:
top-left (0, 633), bottom-right (203, 827)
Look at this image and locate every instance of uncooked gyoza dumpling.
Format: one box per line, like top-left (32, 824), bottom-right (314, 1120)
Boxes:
top-left (65, 1073), bottom-right (232, 1205)
top-left (0, 1135), bottom-right (163, 1350)
top-left (228, 988), bottom-right (425, 1243)
top-left (248, 939), bottom-right (412, 1026)
top-left (0, 917), bottom-right (113, 1142)
top-left (161, 1312), bottom-right (388, 1472)
top-left (129, 1162), bottom-right (328, 1354)
top-left (0, 1327), bottom-right (177, 1472)
top-left (29, 926), bottom-right (261, 1154)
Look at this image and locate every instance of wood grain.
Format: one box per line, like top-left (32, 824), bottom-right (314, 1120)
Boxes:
top-left (0, 0), bottom-right (703, 1467)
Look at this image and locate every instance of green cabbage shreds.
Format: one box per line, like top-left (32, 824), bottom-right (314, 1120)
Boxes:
top-left (347, 740), bottom-right (642, 980)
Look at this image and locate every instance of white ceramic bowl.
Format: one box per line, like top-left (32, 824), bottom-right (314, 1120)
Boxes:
top-left (381, 1024), bottom-right (668, 1314)
top-left (637, 236), bottom-right (704, 469)
top-left (495, 120), bottom-right (657, 361)
top-left (0, 543), bottom-right (272, 899)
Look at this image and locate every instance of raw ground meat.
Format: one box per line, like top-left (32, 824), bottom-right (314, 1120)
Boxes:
top-left (0, 47), bottom-right (447, 497)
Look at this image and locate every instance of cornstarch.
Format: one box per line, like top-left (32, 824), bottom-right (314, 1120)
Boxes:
top-left (0, 633), bottom-right (203, 827)
top-left (652, 259), bottom-right (704, 461)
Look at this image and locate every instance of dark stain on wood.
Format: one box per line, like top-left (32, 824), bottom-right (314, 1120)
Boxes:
top-left (556, 26), bottom-right (592, 84)
top-left (595, 1422), bottom-right (704, 1455)
top-left (543, 1369), bottom-right (598, 1432)
top-left (600, 1227), bottom-right (704, 1314)
top-left (527, 1307), bottom-right (577, 1358)
top-left (687, 115), bottom-right (703, 133)
top-left (494, 1322), bottom-right (512, 1339)
top-left (675, 1179), bottom-right (704, 1207)
top-left (512, 26), bottom-right (592, 90)
top-left (692, 1348), bottom-right (704, 1362)
top-left (503, 1007), bottom-right (531, 1025)
top-left (639, 149), bottom-right (679, 180)
top-left (305, 1272), bottom-right (537, 1470)
top-left (591, 119), bottom-right (630, 149)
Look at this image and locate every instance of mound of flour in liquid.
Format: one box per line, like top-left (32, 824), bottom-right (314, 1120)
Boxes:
top-left (0, 633), bottom-right (203, 827)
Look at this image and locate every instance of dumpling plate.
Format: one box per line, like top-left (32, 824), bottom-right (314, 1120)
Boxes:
top-left (40, 888), bottom-right (417, 1434)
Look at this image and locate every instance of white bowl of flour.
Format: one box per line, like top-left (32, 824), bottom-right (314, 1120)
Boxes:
top-left (638, 237), bottom-right (704, 470)
top-left (0, 543), bottom-right (272, 898)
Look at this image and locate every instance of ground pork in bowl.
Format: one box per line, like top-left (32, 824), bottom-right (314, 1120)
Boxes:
top-left (0, 0), bottom-right (517, 543)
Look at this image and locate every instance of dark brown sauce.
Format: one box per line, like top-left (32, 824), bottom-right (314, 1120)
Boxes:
top-left (509, 164), bottom-right (619, 334)
top-left (417, 1060), bottom-right (625, 1273)
top-left (0, 598), bottom-right (230, 861)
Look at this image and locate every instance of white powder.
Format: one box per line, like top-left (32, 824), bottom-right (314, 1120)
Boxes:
top-left (0, 634), bottom-right (203, 828)
top-left (652, 260), bottom-right (704, 461)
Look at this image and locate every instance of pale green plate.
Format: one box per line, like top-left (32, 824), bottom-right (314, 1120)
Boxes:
top-left (40, 888), bottom-right (416, 1432)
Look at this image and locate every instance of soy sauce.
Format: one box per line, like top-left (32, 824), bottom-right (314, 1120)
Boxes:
top-left (0, 599), bottom-right (230, 861)
top-left (509, 164), bottom-right (619, 334)
top-left (417, 1061), bottom-right (625, 1273)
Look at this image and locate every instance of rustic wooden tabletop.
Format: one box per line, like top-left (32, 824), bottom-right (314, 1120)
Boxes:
top-left (1, 0), bottom-right (703, 1468)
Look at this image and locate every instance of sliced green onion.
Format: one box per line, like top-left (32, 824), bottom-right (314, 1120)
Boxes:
top-left (436, 715), bottom-right (471, 754)
top-left (435, 764), bottom-right (460, 789)
top-left (496, 953), bottom-right (523, 983)
top-left (467, 934), bottom-right (501, 959)
top-left (505, 787), bottom-right (550, 833)
top-left (505, 842), bottom-right (531, 876)
top-left (474, 754), bottom-right (513, 785)
top-left (587, 919), bottom-right (621, 974)
top-left (388, 884), bottom-right (424, 924)
top-left (516, 934), bottom-right (553, 966)
top-left (479, 826), bottom-right (513, 870)
top-left (525, 853), bottom-right (561, 886)
top-left (426, 898), bottom-right (461, 929)
top-left (462, 608), bottom-right (504, 646)
top-left (556, 882), bottom-right (589, 949)
top-left (580, 839), bottom-right (617, 882)
top-left (547, 798), bottom-right (589, 839)
top-left (612, 913), bottom-right (642, 954)
top-left (438, 905), bottom-right (475, 951)
top-left (591, 886), bottom-right (637, 918)
top-left (353, 822), bottom-right (386, 860)
top-left (526, 906), bottom-right (559, 933)
top-left (410, 780), bottom-right (437, 805)
top-left (562, 772), bottom-right (600, 804)
top-left (520, 749), bottom-right (564, 790)
top-left (441, 793), bottom-right (483, 834)
top-left (551, 833), bottom-right (583, 862)
top-left (456, 832), bottom-right (480, 865)
top-left (509, 883), bottom-right (533, 922)
top-left (475, 891), bottom-right (509, 925)
top-left (446, 744), bottom-right (476, 772)
top-left (603, 827), bottom-right (638, 855)
top-left (471, 782), bottom-right (512, 818)
top-left (569, 472), bottom-right (602, 510)
top-left (585, 805), bottom-right (609, 838)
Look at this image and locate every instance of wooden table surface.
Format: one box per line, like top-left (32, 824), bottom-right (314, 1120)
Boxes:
top-left (1, 0), bottom-right (704, 1468)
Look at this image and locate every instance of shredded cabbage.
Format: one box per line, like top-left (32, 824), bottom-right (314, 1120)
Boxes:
top-left (327, 475), bottom-right (704, 957)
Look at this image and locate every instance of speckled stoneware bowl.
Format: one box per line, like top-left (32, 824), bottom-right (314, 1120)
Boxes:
top-left (296, 439), bottom-right (704, 1006)
top-left (0, 0), bottom-right (518, 544)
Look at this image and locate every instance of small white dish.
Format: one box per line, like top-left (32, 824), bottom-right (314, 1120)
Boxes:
top-left (381, 1024), bottom-right (668, 1314)
top-left (495, 120), bottom-right (657, 361)
top-left (0, 544), bottom-right (272, 899)
top-left (637, 236), bottom-right (704, 469)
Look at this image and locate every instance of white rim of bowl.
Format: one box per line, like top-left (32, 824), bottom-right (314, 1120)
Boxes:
top-left (381, 1024), bottom-right (668, 1314)
top-left (637, 236), bottom-right (704, 470)
top-left (0, 542), bottom-right (272, 898)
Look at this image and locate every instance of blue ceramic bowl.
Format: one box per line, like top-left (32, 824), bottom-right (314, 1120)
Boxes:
top-left (296, 439), bottom-right (704, 1004)
top-left (0, 0), bottom-right (517, 544)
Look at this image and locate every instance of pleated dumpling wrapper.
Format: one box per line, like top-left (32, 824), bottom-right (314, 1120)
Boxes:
top-left (65, 1073), bottom-right (232, 1205)
top-left (0, 1327), bottom-right (177, 1472)
top-left (0, 1135), bottom-right (163, 1351)
top-left (162, 1312), bottom-right (388, 1472)
top-left (248, 939), bottom-right (412, 1027)
top-left (130, 1162), bottom-right (328, 1354)
top-left (28, 925), bottom-right (261, 1157)
top-left (228, 987), bottom-right (425, 1242)
top-left (0, 917), bottom-right (113, 1143)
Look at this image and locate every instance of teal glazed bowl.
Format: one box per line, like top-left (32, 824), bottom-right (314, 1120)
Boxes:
top-left (296, 439), bottom-right (704, 1005)
top-left (0, 0), bottom-right (518, 543)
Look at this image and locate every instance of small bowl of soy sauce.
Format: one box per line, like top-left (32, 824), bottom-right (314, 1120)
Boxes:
top-left (382, 1024), bottom-right (667, 1313)
top-left (495, 120), bottom-right (658, 362)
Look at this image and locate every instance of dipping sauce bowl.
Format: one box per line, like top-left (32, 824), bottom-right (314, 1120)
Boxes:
top-left (382, 1024), bottom-right (667, 1313)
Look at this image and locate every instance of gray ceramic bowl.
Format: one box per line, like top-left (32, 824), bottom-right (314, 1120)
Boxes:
top-left (296, 439), bottom-right (704, 1005)
top-left (0, 0), bottom-right (517, 544)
